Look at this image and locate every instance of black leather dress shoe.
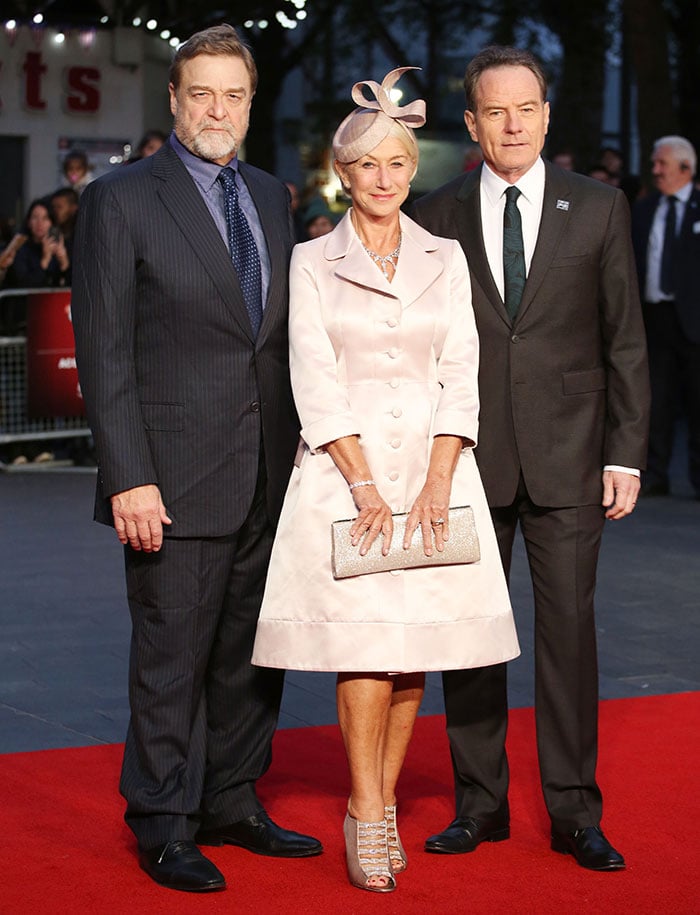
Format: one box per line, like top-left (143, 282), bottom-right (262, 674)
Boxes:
top-left (424, 816), bottom-right (510, 854)
top-left (551, 826), bottom-right (625, 871)
top-left (139, 840), bottom-right (226, 892)
top-left (197, 811), bottom-right (323, 858)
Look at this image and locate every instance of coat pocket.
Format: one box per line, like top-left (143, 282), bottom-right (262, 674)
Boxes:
top-left (561, 367), bottom-right (606, 395)
top-left (141, 402), bottom-right (185, 431)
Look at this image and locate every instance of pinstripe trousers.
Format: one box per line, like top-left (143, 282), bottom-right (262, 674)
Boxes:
top-left (119, 466), bottom-right (284, 850)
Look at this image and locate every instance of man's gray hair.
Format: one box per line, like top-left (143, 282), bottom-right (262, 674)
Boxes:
top-left (654, 135), bottom-right (697, 177)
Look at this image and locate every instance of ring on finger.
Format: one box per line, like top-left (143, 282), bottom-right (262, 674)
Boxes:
top-left (431, 518), bottom-right (445, 526)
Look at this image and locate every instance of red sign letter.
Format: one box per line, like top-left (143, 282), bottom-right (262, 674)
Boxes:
top-left (65, 66), bottom-right (100, 113)
top-left (23, 51), bottom-right (47, 110)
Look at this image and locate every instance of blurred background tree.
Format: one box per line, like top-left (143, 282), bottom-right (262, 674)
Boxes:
top-left (11, 0), bottom-right (700, 182)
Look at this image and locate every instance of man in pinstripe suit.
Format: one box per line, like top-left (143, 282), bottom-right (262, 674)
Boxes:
top-left (72, 25), bottom-right (321, 892)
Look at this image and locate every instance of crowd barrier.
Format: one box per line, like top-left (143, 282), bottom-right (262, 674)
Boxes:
top-left (0, 288), bottom-right (90, 458)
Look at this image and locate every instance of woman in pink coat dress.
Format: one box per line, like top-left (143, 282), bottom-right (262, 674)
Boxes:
top-left (253, 69), bottom-right (519, 894)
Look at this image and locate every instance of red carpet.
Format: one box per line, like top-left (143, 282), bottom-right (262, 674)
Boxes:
top-left (3, 693), bottom-right (698, 914)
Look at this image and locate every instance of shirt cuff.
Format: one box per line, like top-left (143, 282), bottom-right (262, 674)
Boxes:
top-left (603, 465), bottom-right (640, 477)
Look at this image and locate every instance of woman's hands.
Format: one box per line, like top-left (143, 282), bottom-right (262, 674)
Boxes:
top-left (41, 232), bottom-right (69, 272)
top-left (326, 434), bottom-right (462, 560)
top-left (404, 435), bottom-right (463, 556)
top-left (349, 484), bottom-right (394, 556)
top-left (404, 478), bottom-right (451, 556)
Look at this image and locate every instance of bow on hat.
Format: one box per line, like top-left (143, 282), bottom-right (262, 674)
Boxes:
top-left (350, 67), bottom-right (426, 128)
top-left (332, 66), bottom-right (426, 163)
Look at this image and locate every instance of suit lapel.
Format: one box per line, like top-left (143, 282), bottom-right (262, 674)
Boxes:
top-left (456, 167), bottom-right (508, 322)
top-left (152, 146), bottom-right (255, 343)
top-left (516, 161), bottom-right (571, 322)
top-left (239, 162), bottom-right (289, 345)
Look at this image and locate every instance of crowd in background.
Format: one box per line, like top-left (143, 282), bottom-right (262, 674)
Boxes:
top-left (0, 132), bottom-right (168, 466)
top-left (0, 134), bottom-right (171, 302)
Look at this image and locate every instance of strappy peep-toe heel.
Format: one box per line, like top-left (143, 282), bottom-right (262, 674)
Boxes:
top-left (343, 811), bottom-right (396, 893)
top-left (384, 804), bottom-right (407, 873)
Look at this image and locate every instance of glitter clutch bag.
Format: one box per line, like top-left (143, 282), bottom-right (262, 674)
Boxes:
top-left (331, 505), bottom-right (480, 580)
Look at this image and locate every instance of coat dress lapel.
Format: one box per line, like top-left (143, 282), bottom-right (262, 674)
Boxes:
top-left (325, 210), bottom-right (443, 308)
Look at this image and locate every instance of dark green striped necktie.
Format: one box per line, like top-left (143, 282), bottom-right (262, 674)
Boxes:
top-left (503, 185), bottom-right (525, 320)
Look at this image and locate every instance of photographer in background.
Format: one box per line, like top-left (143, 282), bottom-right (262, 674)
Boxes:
top-left (0, 198), bottom-right (70, 289)
top-left (50, 188), bottom-right (79, 275)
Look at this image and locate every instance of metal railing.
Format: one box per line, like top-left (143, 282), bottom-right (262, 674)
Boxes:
top-left (0, 288), bottom-right (90, 458)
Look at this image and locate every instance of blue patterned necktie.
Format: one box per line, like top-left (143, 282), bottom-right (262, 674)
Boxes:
top-left (503, 185), bottom-right (526, 320)
top-left (660, 194), bottom-right (677, 296)
top-left (218, 167), bottom-right (263, 337)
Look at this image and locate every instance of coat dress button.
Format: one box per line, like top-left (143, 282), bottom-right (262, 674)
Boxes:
top-left (250, 401), bottom-right (261, 412)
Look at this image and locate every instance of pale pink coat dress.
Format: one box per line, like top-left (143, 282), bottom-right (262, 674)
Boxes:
top-left (252, 211), bottom-right (519, 673)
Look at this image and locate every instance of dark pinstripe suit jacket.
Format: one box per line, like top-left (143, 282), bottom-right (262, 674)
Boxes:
top-left (412, 161), bottom-right (650, 508)
top-left (72, 143), bottom-right (299, 537)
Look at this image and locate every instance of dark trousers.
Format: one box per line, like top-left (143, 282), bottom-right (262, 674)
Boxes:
top-left (443, 480), bottom-right (606, 833)
top-left (119, 469), bottom-right (284, 850)
top-left (643, 301), bottom-right (700, 493)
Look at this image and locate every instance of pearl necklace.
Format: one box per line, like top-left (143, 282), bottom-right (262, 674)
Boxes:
top-left (360, 231), bottom-right (402, 279)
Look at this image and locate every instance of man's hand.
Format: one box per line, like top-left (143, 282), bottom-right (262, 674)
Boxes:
top-left (110, 484), bottom-right (172, 551)
top-left (602, 470), bottom-right (640, 520)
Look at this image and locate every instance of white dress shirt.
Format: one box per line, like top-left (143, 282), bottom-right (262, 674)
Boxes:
top-left (644, 180), bottom-right (693, 303)
top-left (479, 157), bottom-right (545, 299)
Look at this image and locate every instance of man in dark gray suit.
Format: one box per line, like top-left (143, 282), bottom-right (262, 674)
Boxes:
top-left (72, 25), bottom-right (321, 893)
top-left (412, 46), bottom-right (649, 871)
top-left (631, 135), bottom-right (700, 499)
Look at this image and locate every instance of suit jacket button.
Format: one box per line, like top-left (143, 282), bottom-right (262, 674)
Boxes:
top-left (511, 334), bottom-right (520, 343)
top-left (250, 401), bottom-right (261, 412)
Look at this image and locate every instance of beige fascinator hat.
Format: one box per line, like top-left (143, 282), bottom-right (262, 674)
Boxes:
top-left (332, 67), bottom-right (426, 163)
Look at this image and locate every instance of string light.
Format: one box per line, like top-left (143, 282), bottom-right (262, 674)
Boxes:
top-left (5, 4), bottom-right (312, 47)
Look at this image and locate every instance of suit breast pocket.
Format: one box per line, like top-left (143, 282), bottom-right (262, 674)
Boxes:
top-left (549, 253), bottom-right (591, 269)
top-left (141, 402), bottom-right (185, 431)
